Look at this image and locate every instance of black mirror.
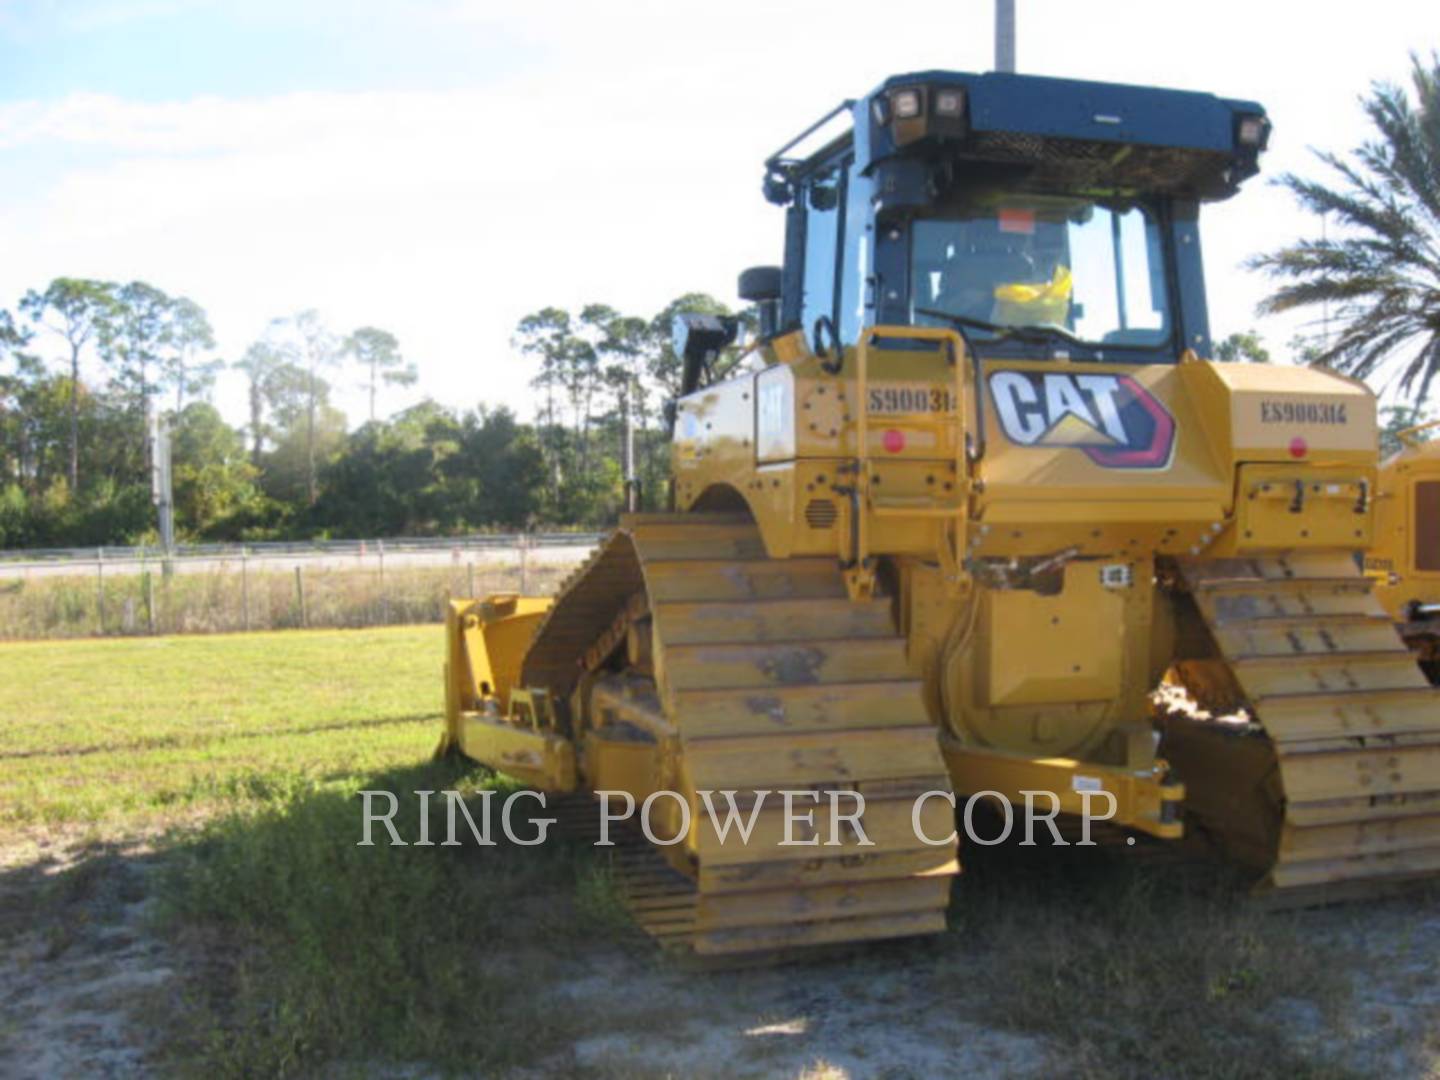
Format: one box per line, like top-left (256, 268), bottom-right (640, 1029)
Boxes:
top-left (738, 266), bottom-right (782, 303)
top-left (674, 313), bottom-right (739, 397)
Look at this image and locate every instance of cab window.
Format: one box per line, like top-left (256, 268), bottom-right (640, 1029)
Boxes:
top-left (801, 166), bottom-right (842, 334)
top-left (911, 193), bottom-right (1171, 348)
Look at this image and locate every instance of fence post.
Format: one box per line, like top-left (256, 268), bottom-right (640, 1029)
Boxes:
top-left (96, 548), bottom-right (105, 634)
top-left (519, 534), bottom-right (530, 595)
top-left (146, 571), bottom-right (157, 635)
top-left (295, 564), bottom-right (308, 628)
top-left (241, 547), bottom-right (250, 632)
top-left (378, 540), bottom-right (388, 625)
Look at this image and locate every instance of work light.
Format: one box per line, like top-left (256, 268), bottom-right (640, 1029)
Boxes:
top-left (1236, 115), bottom-right (1268, 148)
top-left (891, 88), bottom-right (922, 119)
top-left (934, 89), bottom-right (965, 117)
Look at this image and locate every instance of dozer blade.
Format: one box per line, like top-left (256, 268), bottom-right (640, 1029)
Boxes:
top-left (1166, 554), bottom-right (1440, 896)
top-left (516, 512), bottom-right (959, 957)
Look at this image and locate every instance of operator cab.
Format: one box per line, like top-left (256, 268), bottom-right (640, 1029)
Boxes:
top-left (748, 70), bottom-right (1269, 364)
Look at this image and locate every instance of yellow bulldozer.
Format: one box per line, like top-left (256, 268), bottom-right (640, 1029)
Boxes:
top-left (1369, 421), bottom-right (1440, 681)
top-left (438, 70), bottom-right (1440, 955)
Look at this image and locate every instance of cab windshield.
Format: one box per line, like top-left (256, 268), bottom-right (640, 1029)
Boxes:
top-left (910, 194), bottom-right (1172, 350)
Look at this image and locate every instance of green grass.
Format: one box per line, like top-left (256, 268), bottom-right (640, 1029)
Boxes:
top-left (0, 626), bottom-right (443, 828)
top-left (0, 626), bottom-right (626, 1077)
top-left (0, 628), bottom-right (1389, 1078)
top-left (155, 761), bottom-right (617, 1076)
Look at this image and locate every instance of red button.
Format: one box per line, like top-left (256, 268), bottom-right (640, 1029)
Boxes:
top-left (883, 429), bottom-right (905, 453)
top-left (1288, 436), bottom-right (1307, 459)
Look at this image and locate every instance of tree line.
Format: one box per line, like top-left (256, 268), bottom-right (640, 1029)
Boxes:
top-left (4, 55), bottom-right (1436, 548)
top-left (0, 279), bottom-right (739, 547)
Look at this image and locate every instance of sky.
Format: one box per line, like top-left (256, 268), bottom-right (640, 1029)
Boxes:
top-left (1, 0), bottom-right (1437, 428)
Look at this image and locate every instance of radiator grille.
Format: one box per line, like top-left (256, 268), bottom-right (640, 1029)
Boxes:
top-left (805, 499), bottom-right (838, 529)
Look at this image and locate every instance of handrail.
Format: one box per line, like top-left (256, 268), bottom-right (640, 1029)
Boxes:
top-left (847, 326), bottom-right (970, 585)
top-left (860, 325), bottom-right (969, 495)
top-left (764, 99), bottom-right (857, 171)
top-left (1396, 418), bottom-right (1440, 448)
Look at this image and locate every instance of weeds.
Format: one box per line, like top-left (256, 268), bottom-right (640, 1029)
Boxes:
top-left (935, 843), bottom-right (1361, 1080)
top-left (0, 558), bottom-right (575, 640)
top-left (573, 859), bottom-right (631, 937)
top-left (156, 761), bottom-right (595, 1076)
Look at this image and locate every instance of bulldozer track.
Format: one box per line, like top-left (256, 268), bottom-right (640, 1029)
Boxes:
top-left (1167, 553), bottom-right (1440, 898)
top-left (522, 512), bottom-right (959, 956)
top-left (551, 794), bottom-right (885, 969)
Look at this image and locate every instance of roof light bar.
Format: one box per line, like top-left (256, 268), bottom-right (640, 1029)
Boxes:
top-left (934, 89), bottom-right (965, 117)
top-left (1236, 114), bottom-right (1269, 149)
top-left (891, 88), bottom-right (922, 119)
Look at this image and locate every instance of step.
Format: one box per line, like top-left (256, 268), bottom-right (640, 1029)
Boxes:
top-left (1212, 611), bottom-right (1392, 631)
top-left (1211, 623), bottom-right (1408, 658)
top-left (653, 597), bottom-right (895, 645)
top-left (1286, 791), bottom-right (1440, 827)
top-left (628, 521), bottom-right (762, 544)
top-left (684, 725), bottom-right (945, 791)
top-left (628, 520), bottom-right (767, 563)
top-left (1275, 740), bottom-right (1440, 801)
top-left (672, 679), bottom-right (929, 737)
top-left (1278, 814), bottom-right (1440, 863)
top-left (1257, 686), bottom-right (1440, 742)
top-left (644, 558), bottom-right (848, 602)
top-left (620, 512), bottom-right (754, 528)
top-left (694, 907), bottom-right (947, 955)
top-left (1195, 576), bottom-right (1372, 595)
top-left (1181, 553), bottom-right (1364, 585)
top-left (1232, 650), bottom-right (1418, 668)
top-left (1202, 591), bottom-right (1390, 623)
top-left (1269, 844), bottom-right (1440, 890)
top-left (689, 787), bottom-right (955, 866)
top-left (700, 846), bottom-right (958, 895)
top-left (1231, 651), bottom-right (1427, 700)
top-left (694, 875), bottom-right (952, 933)
top-left (663, 637), bottom-right (912, 690)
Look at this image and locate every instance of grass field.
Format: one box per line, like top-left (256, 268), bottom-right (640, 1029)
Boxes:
top-left (0, 628), bottom-right (1433, 1078)
top-left (0, 626), bottom-right (443, 828)
top-left (0, 626), bottom-right (624, 1076)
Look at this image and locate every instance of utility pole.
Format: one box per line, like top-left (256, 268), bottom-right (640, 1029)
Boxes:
top-left (621, 381), bottom-right (639, 513)
top-left (150, 411), bottom-right (175, 567)
top-left (995, 0), bottom-right (1016, 73)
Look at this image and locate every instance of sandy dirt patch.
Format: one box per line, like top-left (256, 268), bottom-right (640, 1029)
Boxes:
top-left (2, 837), bottom-right (1437, 1079)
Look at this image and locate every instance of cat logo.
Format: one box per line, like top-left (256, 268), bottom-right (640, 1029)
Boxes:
top-left (988, 370), bottom-right (1176, 469)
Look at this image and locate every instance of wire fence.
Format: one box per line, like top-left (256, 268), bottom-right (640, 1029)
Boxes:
top-left (0, 533), bottom-right (604, 640)
top-left (0, 532), bottom-right (603, 567)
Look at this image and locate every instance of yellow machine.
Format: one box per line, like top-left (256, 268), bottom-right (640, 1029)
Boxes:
top-left (1369, 421), bottom-right (1440, 681)
top-left (439, 71), bottom-right (1440, 954)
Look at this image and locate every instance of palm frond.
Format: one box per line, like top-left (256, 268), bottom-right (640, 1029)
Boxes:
top-left (1251, 53), bottom-right (1440, 404)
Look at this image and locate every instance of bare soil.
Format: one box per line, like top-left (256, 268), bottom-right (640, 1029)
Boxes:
top-left (2, 836), bottom-right (1436, 1080)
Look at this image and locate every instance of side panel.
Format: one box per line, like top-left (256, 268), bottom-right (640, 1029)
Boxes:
top-left (675, 350), bottom-right (1381, 566)
top-left (1372, 443), bottom-right (1440, 620)
top-left (755, 365), bottom-right (795, 462)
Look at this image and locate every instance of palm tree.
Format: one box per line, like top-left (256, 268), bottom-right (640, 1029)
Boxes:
top-left (1249, 53), bottom-right (1440, 401)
